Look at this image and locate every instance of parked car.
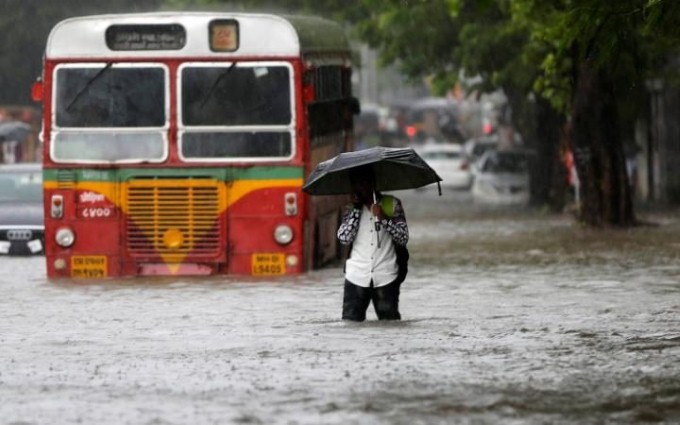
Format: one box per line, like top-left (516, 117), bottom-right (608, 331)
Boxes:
top-left (416, 142), bottom-right (473, 190)
top-left (464, 135), bottom-right (500, 162)
top-left (0, 163), bottom-right (44, 255)
top-left (471, 149), bottom-right (531, 204)
top-left (463, 132), bottom-right (524, 163)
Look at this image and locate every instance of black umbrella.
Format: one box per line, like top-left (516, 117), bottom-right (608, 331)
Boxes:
top-left (0, 121), bottom-right (31, 142)
top-left (303, 146), bottom-right (442, 195)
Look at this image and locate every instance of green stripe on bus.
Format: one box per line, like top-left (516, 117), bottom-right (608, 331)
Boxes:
top-left (43, 166), bottom-right (304, 182)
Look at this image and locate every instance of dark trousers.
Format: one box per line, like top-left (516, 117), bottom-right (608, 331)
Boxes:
top-left (342, 278), bottom-right (401, 321)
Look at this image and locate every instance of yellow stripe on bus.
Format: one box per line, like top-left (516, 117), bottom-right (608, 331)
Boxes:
top-left (43, 178), bottom-right (303, 214)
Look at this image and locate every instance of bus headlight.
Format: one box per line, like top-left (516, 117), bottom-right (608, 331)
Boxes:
top-left (274, 225), bottom-right (293, 245)
top-left (55, 227), bottom-right (75, 247)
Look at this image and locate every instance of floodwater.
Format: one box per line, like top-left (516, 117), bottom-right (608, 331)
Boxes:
top-left (1, 190), bottom-right (679, 425)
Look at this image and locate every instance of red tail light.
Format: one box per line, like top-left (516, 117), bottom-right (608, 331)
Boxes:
top-left (51, 194), bottom-right (64, 219)
top-left (284, 192), bottom-right (298, 216)
top-left (31, 80), bottom-right (44, 102)
top-left (460, 160), bottom-right (469, 170)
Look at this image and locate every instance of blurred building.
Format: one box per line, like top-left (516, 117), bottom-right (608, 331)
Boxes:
top-left (641, 78), bottom-right (680, 203)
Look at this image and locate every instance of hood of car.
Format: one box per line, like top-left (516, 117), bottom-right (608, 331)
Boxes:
top-left (0, 202), bottom-right (44, 226)
top-left (476, 172), bottom-right (529, 187)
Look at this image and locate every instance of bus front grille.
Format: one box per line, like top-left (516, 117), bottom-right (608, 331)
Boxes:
top-left (125, 178), bottom-right (222, 260)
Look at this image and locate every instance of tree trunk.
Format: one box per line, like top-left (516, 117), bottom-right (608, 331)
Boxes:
top-left (503, 86), bottom-right (564, 209)
top-left (534, 97), bottom-right (566, 211)
top-left (570, 59), bottom-right (635, 226)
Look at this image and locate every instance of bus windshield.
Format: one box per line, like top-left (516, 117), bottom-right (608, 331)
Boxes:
top-left (180, 63), bottom-right (293, 160)
top-left (52, 64), bottom-right (167, 163)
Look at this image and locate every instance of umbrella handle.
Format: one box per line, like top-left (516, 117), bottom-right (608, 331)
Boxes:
top-left (373, 190), bottom-right (381, 231)
top-left (372, 190), bottom-right (381, 248)
top-left (375, 218), bottom-right (381, 247)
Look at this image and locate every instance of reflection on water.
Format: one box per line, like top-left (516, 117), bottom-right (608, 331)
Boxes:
top-left (0, 191), bottom-right (678, 424)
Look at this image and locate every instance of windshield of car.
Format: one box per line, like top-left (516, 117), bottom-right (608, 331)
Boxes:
top-left (473, 142), bottom-right (497, 157)
top-left (482, 152), bottom-right (528, 173)
top-left (0, 170), bottom-right (42, 202)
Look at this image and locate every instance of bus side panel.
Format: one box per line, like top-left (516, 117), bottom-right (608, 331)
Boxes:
top-left (305, 138), bottom-right (349, 269)
top-left (301, 60), bottom-right (356, 270)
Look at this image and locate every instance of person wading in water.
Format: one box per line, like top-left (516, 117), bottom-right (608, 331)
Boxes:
top-left (337, 165), bottom-right (409, 321)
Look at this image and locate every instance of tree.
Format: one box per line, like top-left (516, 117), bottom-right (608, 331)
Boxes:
top-left (330, 0), bottom-right (680, 225)
top-left (519, 0), bottom-right (680, 225)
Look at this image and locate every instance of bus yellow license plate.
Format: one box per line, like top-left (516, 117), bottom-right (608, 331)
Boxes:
top-left (252, 253), bottom-right (285, 276)
top-left (71, 256), bottom-right (107, 278)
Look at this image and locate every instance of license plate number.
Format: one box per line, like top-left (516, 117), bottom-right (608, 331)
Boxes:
top-left (251, 253), bottom-right (285, 276)
top-left (71, 256), bottom-right (107, 278)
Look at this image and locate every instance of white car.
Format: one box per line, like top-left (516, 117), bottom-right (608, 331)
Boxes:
top-left (463, 132), bottom-right (524, 163)
top-left (417, 142), bottom-right (473, 190)
top-left (471, 149), bottom-right (530, 204)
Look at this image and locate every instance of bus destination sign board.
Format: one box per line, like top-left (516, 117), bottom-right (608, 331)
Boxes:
top-left (106, 24), bottom-right (186, 51)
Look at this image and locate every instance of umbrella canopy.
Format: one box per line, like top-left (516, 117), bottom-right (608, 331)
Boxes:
top-left (303, 146), bottom-right (442, 195)
top-left (0, 121), bottom-right (31, 142)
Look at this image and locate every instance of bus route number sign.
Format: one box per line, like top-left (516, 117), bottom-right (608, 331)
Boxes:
top-left (251, 253), bottom-right (285, 276)
top-left (71, 256), bottom-right (107, 278)
top-left (106, 24), bottom-right (187, 51)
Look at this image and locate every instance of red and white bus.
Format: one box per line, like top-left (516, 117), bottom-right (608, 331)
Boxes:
top-left (34, 12), bottom-right (357, 278)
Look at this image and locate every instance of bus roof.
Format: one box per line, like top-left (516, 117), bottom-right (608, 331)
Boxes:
top-left (45, 12), bottom-right (350, 59)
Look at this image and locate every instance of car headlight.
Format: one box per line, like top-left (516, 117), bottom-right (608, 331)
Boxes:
top-left (274, 225), bottom-right (293, 245)
top-left (55, 227), bottom-right (75, 247)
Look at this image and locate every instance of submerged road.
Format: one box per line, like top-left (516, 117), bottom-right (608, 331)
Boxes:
top-left (1, 190), bottom-right (678, 424)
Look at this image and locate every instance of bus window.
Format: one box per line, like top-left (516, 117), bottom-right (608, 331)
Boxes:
top-left (52, 64), bottom-right (168, 163)
top-left (181, 64), bottom-right (291, 126)
top-left (179, 63), bottom-right (293, 160)
top-left (56, 65), bottom-right (165, 127)
top-left (52, 132), bottom-right (166, 162)
top-left (181, 132), bottom-right (291, 159)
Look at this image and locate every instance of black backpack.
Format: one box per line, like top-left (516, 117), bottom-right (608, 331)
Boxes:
top-left (394, 243), bottom-right (409, 285)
